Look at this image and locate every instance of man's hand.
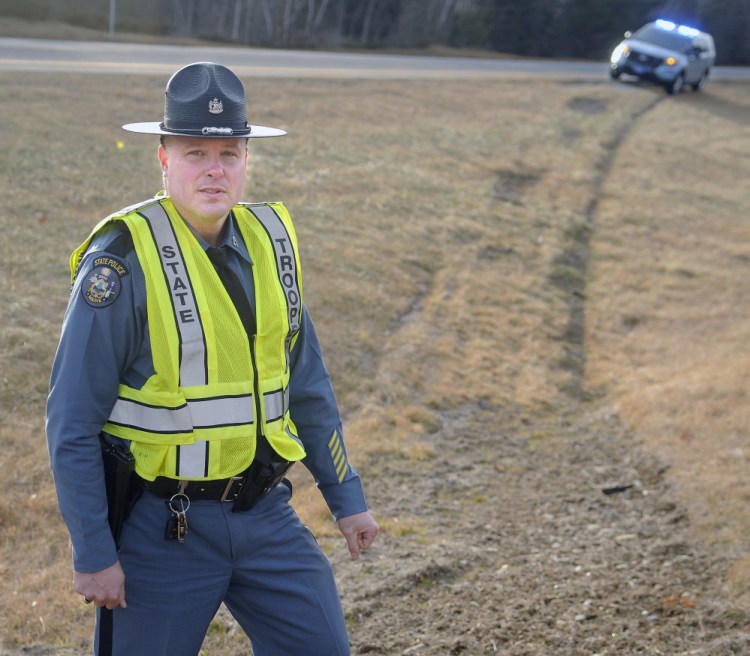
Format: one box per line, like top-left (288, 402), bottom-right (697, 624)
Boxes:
top-left (337, 511), bottom-right (379, 561)
top-left (74, 561), bottom-right (127, 610)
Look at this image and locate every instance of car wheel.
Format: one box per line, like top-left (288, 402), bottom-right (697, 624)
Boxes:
top-left (691, 69), bottom-right (709, 91)
top-left (666, 74), bottom-right (685, 95)
top-left (609, 69), bottom-right (621, 80)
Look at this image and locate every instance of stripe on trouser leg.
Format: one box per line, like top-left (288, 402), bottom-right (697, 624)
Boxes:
top-left (97, 608), bottom-right (113, 656)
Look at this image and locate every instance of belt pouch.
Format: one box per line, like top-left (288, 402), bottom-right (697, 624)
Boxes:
top-left (100, 435), bottom-right (137, 549)
top-left (232, 457), bottom-right (294, 512)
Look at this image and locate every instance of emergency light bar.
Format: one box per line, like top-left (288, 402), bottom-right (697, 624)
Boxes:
top-left (655, 19), bottom-right (700, 37)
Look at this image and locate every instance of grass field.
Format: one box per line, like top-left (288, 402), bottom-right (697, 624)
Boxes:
top-left (0, 62), bottom-right (749, 652)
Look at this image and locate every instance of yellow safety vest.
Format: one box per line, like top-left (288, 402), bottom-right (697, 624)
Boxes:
top-left (71, 197), bottom-right (306, 481)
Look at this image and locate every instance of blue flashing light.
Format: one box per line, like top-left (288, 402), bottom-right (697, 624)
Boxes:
top-left (655, 19), bottom-right (676, 31)
top-left (677, 25), bottom-right (700, 37)
top-left (655, 18), bottom-right (701, 37)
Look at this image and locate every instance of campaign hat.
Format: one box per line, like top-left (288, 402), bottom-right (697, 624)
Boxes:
top-left (122, 62), bottom-right (285, 138)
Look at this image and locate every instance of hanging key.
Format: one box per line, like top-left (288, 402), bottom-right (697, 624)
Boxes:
top-left (176, 509), bottom-right (188, 543)
top-left (165, 492), bottom-right (190, 543)
top-left (165, 512), bottom-right (179, 541)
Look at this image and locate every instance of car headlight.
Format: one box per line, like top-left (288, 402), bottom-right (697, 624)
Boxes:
top-left (610, 44), bottom-right (630, 63)
top-left (664, 56), bottom-right (677, 66)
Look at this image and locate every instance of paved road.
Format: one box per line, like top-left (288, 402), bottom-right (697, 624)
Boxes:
top-left (0, 37), bottom-right (599, 78)
top-left (1, 37), bottom-right (748, 81)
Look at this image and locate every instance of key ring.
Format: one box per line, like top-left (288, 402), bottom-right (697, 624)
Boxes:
top-left (168, 492), bottom-right (190, 515)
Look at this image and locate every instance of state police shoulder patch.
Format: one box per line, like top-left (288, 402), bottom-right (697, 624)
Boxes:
top-left (81, 255), bottom-right (129, 308)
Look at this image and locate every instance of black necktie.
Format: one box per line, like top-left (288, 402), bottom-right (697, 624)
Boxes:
top-left (206, 246), bottom-right (256, 338)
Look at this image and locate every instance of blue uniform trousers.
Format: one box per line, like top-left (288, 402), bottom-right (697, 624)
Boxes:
top-left (94, 482), bottom-right (350, 655)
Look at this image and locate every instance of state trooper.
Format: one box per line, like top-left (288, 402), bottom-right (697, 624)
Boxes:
top-left (46, 61), bottom-right (379, 656)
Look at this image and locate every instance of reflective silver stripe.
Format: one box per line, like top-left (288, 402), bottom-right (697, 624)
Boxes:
top-left (248, 205), bottom-right (302, 334)
top-left (178, 441), bottom-right (209, 478)
top-left (264, 389), bottom-right (285, 422)
top-left (286, 426), bottom-right (303, 446)
top-left (109, 398), bottom-right (193, 434)
top-left (109, 395), bottom-right (254, 433)
top-left (141, 203), bottom-right (207, 387)
top-left (190, 395), bottom-right (255, 427)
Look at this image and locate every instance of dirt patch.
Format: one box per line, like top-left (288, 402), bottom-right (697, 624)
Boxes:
top-left (329, 403), bottom-right (750, 655)
top-left (5, 402), bottom-right (749, 655)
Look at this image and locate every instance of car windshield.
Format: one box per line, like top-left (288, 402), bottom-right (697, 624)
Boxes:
top-left (632, 24), bottom-right (693, 52)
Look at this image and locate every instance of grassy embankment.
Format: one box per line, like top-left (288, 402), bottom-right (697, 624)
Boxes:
top-left (0, 61), bottom-right (748, 652)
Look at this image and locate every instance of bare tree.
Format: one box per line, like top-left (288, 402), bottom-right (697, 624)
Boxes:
top-left (305, 0), bottom-right (315, 41)
top-left (305, 0), bottom-right (332, 43)
top-left (359, 0), bottom-right (374, 44)
top-left (436, 0), bottom-right (458, 34)
top-left (231, 0), bottom-right (244, 41)
top-left (259, 0), bottom-right (274, 42)
top-left (171, 0), bottom-right (196, 34)
top-left (282, 0), bottom-right (297, 44)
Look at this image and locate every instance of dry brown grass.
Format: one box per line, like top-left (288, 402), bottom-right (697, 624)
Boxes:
top-left (587, 82), bottom-right (750, 604)
top-left (1, 67), bottom-right (749, 651)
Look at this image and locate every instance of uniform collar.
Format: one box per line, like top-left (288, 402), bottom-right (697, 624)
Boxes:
top-left (181, 211), bottom-right (253, 265)
top-left (218, 213), bottom-right (253, 265)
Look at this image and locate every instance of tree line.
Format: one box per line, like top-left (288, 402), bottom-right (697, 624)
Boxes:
top-left (6, 0), bottom-right (749, 64)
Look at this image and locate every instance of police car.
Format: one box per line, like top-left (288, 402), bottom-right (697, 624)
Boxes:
top-left (609, 20), bottom-right (716, 95)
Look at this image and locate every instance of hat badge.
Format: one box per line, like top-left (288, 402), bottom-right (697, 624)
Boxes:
top-left (208, 97), bottom-right (224, 114)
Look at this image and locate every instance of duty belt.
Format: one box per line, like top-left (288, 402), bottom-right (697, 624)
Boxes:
top-left (137, 472), bottom-right (247, 502)
top-left (136, 455), bottom-right (294, 511)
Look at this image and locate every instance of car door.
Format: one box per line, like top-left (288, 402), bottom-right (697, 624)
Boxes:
top-left (684, 40), bottom-right (707, 83)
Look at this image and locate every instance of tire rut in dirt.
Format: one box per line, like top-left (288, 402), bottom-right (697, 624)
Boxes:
top-left (334, 404), bottom-right (747, 655)
top-left (550, 95), bottom-right (663, 400)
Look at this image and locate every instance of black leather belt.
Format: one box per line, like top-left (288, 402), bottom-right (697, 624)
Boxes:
top-left (137, 473), bottom-right (247, 502)
top-left (137, 471), bottom-right (292, 504)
